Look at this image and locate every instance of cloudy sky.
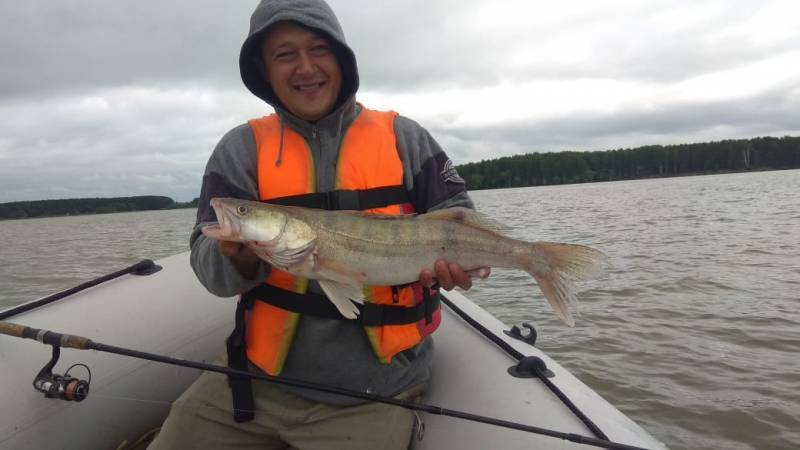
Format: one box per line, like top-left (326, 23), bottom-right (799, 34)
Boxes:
top-left (1, 0), bottom-right (798, 202)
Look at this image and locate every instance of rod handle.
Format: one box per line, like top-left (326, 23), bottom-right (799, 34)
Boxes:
top-left (0, 321), bottom-right (92, 349)
top-left (0, 321), bottom-right (25, 338)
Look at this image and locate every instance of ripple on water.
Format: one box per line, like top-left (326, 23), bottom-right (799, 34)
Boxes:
top-left (4, 172), bottom-right (800, 450)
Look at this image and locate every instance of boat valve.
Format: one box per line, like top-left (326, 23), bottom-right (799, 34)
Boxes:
top-left (32, 345), bottom-right (90, 402)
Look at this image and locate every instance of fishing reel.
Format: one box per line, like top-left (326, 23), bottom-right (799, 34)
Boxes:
top-left (32, 345), bottom-right (91, 402)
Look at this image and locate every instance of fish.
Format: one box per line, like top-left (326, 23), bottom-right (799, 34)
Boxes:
top-left (202, 197), bottom-right (606, 326)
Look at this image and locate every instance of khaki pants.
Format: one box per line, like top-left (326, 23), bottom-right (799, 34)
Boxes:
top-left (147, 368), bottom-right (417, 450)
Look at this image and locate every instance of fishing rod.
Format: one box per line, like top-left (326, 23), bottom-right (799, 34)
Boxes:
top-left (0, 321), bottom-right (650, 450)
top-left (0, 259), bottom-right (161, 321)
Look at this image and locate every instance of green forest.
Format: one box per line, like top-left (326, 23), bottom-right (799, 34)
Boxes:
top-left (457, 136), bottom-right (800, 190)
top-left (0, 196), bottom-right (199, 220)
top-left (2, 136), bottom-right (798, 219)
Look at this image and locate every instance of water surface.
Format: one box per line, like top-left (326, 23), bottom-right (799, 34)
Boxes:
top-left (1, 170), bottom-right (799, 450)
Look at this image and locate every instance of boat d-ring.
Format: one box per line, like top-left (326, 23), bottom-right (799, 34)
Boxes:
top-left (504, 322), bottom-right (537, 346)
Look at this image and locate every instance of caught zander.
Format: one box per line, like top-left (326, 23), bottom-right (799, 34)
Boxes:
top-left (202, 197), bottom-right (605, 326)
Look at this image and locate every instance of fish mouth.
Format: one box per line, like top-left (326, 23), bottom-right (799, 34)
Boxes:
top-left (202, 198), bottom-right (243, 241)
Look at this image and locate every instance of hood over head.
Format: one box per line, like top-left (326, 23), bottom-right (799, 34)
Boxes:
top-left (240, 0), bottom-right (359, 114)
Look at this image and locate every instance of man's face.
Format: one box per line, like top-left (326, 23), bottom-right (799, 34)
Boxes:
top-left (259, 22), bottom-right (343, 122)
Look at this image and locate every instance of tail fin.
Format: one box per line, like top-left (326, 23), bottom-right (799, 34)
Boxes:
top-left (526, 242), bottom-right (606, 327)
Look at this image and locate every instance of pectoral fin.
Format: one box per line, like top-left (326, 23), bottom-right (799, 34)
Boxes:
top-left (318, 279), bottom-right (365, 319)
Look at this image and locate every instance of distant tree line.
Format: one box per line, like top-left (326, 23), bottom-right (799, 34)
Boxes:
top-left (457, 136), bottom-right (800, 190)
top-left (0, 196), bottom-right (200, 220)
top-left (3, 136), bottom-right (797, 219)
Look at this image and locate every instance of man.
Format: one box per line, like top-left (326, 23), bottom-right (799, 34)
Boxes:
top-left (149, 1), bottom-right (483, 449)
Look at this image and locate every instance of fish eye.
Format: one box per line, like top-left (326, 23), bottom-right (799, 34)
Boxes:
top-left (237, 205), bottom-right (249, 215)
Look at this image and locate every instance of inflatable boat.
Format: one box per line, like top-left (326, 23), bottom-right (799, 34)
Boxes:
top-left (0, 252), bottom-right (666, 450)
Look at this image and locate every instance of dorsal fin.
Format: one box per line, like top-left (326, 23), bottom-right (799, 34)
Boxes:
top-left (419, 207), bottom-right (503, 233)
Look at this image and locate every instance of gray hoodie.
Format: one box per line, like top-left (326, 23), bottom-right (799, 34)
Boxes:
top-left (189, 0), bottom-right (473, 405)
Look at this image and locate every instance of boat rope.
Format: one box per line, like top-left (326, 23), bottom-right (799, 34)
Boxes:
top-left (439, 294), bottom-right (611, 442)
top-left (0, 320), bottom-right (650, 450)
top-left (0, 259), bottom-right (161, 321)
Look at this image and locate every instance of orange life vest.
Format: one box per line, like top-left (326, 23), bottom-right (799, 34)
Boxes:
top-left (243, 107), bottom-right (441, 376)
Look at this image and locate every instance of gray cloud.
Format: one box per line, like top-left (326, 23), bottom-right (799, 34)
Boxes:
top-left (344, 0), bottom-right (800, 91)
top-left (0, 86), bottom-right (264, 202)
top-left (0, 0), bottom-right (253, 99)
top-left (0, 0), bottom-right (798, 202)
top-left (7, 1), bottom-right (790, 97)
top-left (431, 85), bottom-right (800, 161)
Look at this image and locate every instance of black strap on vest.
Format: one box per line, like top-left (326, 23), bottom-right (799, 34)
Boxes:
top-left (268, 185), bottom-right (409, 210)
top-left (226, 285), bottom-right (440, 422)
top-left (226, 299), bottom-right (255, 422)
top-left (243, 284), bottom-right (439, 326)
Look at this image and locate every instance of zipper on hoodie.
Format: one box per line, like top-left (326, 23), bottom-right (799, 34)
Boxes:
top-left (309, 124), bottom-right (330, 191)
